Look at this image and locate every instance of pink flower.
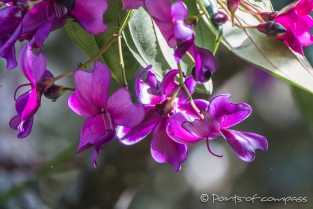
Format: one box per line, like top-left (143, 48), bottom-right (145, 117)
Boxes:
top-left (274, 0), bottom-right (313, 55)
top-left (68, 61), bottom-right (145, 167)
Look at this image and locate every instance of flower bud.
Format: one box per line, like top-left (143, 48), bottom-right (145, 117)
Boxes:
top-left (44, 84), bottom-right (66, 102)
top-left (257, 21), bottom-right (286, 37)
top-left (184, 16), bottom-right (198, 27)
top-left (37, 77), bottom-right (54, 93)
top-left (227, 0), bottom-right (241, 14)
top-left (191, 66), bottom-right (212, 83)
top-left (211, 11), bottom-right (228, 25)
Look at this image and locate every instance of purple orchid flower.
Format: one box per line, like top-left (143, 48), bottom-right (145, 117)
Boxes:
top-left (274, 0), bottom-right (313, 55)
top-left (0, 3), bottom-right (28, 69)
top-left (146, 0), bottom-right (217, 83)
top-left (0, 0), bottom-right (108, 69)
top-left (258, 0), bottom-right (313, 55)
top-left (168, 94), bottom-right (268, 162)
top-left (9, 44), bottom-right (53, 138)
top-left (116, 66), bottom-right (204, 171)
top-left (68, 61), bottom-right (145, 167)
top-left (21, 0), bottom-right (108, 47)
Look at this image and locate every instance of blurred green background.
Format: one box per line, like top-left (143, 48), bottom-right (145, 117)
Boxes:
top-left (1, 0), bottom-right (313, 208)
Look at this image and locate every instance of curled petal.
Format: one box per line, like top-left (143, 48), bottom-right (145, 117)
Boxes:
top-left (19, 88), bottom-right (41, 124)
top-left (70, 0), bottom-right (108, 35)
top-left (19, 44), bottom-right (47, 85)
top-left (159, 69), bottom-right (179, 96)
top-left (73, 61), bottom-right (110, 109)
top-left (136, 65), bottom-right (163, 105)
top-left (9, 115), bottom-right (34, 138)
top-left (208, 94), bottom-right (252, 129)
top-left (78, 114), bottom-right (115, 153)
top-left (181, 111), bottom-right (220, 140)
top-left (167, 112), bottom-right (203, 144)
top-left (107, 87), bottom-right (145, 127)
top-left (116, 107), bottom-right (160, 145)
top-left (151, 120), bottom-right (188, 171)
top-left (220, 129), bottom-right (268, 162)
top-left (189, 46), bottom-right (216, 83)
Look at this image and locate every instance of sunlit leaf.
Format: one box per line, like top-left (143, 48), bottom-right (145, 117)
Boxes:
top-left (200, 0), bottom-right (313, 94)
top-left (65, 0), bottom-right (139, 85)
top-left (124, 2), bottom-right (215, 94)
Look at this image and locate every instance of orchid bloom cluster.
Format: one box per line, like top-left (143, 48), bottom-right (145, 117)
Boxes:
top-left (2, 0), bottom-right (311, 171)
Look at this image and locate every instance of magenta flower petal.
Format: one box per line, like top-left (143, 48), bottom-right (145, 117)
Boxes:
top-left (151, 120), bottom-right (188, 171)
top-left (135, 65), bottom-right (163, 105)
top-left (181, 111), bottom-right (220, 141)
top-left (78, 114), bottom-right (114, 153)
top-left (145, 0), bottom-right (176, 47)
top-left (70, 0), bottom-right (108, 35)
top-left (19, 44), bottom-right (47, 85)
top-left (159, 69), bottom-right (179, 96)
top-left (167, 112), bottom-right (205, 144)
top-left (220, 129), bottom-right (268, 162)
top-left (107, 87), bottom-right (145, 127)
top-left (29, 20), bottom-right (54, 48)
top-left (68, 90), bottom-right (100, 117)
top-left (92, 130), bottom-right (115, 167)
top-left (178, 99), bottom-right (209, 118)
top-left (73, 61), bottom-right (110, 109)
top-left (0, 23), bottom-right (21, 69)
top-left (9, 115), bottom-right (33, 138)
top-left (20, 88), bottom-right (40, 123)
top-left (0, 6), bottom-right (22, 40)
top-left (121, 0), bottom-right (144, 9)
top-left (116, 108), bottom-right (161, 145)
top-left (208, 94), bottom-right (252, 128)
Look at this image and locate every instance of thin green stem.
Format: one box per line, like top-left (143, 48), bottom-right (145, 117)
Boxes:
top-left (78, 36), bottom-right (118, 69)
top-left (177, 63), bottom-right (204, 120)
top-left (118, 9), bottom-right (134, 34)
top-left (235, 23), bottom-right (258, 29)
top-left (118, 35), bottom-right (128, 88)
top-left (52, 71), bottom-right (74, 82)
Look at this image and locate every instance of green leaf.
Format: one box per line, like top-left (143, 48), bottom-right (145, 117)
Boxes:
top-left (65, 0), bottom-right (140, 85)
top-left (200, 0), bottom-right (313, 94)
top-left (124, 2), bottom-right (215, 94)
top-left (123, 7), bottom-right (173, 80)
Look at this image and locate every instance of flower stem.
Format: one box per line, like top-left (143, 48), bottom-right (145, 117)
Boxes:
top-left (52, 71), bottom-right (74, 82)
top-left (235, 23), bottom-right (257, 29)
top-left (177, 62), bottom-right (204, 120)
top-left (118, 9), bottom-right (134, 34)
top-left (78, 36), bottom-right (118, 69)
top-left (118, 34), bottom-right (128, 89)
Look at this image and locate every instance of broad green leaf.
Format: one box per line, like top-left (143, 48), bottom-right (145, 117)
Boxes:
top-left (65, 0), bottom-right (139, 85)
top-left (123, 7), bottom-right (173, 80)
top-left (200, 0), bottom-right (313, 94)
top-left (124, 2), bottom-right (215, 94)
